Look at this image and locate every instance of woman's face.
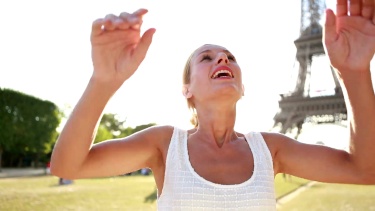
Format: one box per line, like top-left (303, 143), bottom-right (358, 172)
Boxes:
top-left (185, 44), bottom-right (244, 105)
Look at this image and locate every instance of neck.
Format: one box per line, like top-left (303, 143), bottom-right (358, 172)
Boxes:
top-left (193, 103), bottom-right (238, 147)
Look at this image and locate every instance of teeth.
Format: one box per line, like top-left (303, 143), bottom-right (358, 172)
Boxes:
top-left (212, 70), bottom-right (233, 78)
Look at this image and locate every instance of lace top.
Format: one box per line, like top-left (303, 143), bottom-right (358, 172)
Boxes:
top-left (157, 127), bottom-right (276, 210)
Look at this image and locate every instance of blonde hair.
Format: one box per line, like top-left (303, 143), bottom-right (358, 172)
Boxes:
top-left (182, 50), bottom-right (198, 128)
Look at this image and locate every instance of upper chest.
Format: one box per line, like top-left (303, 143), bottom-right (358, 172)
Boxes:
top-left (186, 136), bottom-right (255, 185)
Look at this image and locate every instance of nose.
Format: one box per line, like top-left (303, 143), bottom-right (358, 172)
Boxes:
top-left (216, 53), bottom-right (228, 64)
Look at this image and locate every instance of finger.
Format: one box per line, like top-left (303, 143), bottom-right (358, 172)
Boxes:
top-left (132, 8), bottom-right (148, 17)
top-left (129, 17), bottom-right (143, 30)
top-left (119, 11), bottom-right (144, 31)
top-left (103, 14), bottom-right (118, 31)
top-left (130, 23), bottom-right (141, 30)
top-left (129, 9), bottom-right (148, 30)
top-left (132, 28), bottom-right (156, 65)
top-left (323, 9), bottom-right (338, 46)
top-left (91, 18), bottom-right (104, 36)
top-left (349, 0), bottom-right (362, 16)
top-left (362, 0), bottom-right (374, 19)
top-left (118, 12), bottom-right (132, 30)
top-left (121, 12), bottom-right (143, 27)
top-left (119, 11), bottom-right (131, 21)
top-left (337, 0), bottom-right (348, 16)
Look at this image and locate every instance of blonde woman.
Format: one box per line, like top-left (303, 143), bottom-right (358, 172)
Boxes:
top-left (51, 0), bottom-right (375, 209)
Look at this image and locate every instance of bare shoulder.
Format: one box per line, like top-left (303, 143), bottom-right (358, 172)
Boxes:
top-left (259, 132), bottom-right (296, 172)
top-left (140, 124), bottom-right (175, 136)
top-left (259, 131), bottom-right (291, 150)
top-left (129, 124), bottom-right (175, 145)
top-left (150, 124), bottom-right (175, 145)
top-left (114, 124), bottom-right (175, 171)
top-left (260, 131), bottom-right (294, 141)
top-left (112, 124), bottom-right (175, 159)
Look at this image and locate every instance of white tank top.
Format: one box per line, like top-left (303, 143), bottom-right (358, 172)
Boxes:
top-left (157, 127), bottom-right (276, 210)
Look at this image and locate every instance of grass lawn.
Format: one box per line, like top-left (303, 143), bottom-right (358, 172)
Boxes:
top-left (0, 175), bottom-right (158, 211)
top-left (277, 182), bottom-right (375, 211)
top-left (274, 174), bottom-right (310, 199)
top-left (0, 174), bottom-right (308, 210)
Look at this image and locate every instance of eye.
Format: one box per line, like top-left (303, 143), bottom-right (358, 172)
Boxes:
top-left (227, 54), bottom-right (236, 61)
top-left (201, 54), bottom-right (212, 61)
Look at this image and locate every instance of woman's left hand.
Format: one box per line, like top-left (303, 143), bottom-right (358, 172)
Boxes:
top-left (324, 0), bottom-right (375, 73)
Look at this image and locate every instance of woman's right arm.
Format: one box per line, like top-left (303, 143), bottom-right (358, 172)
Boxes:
top-left (50, 9), bottom-right (158, 179)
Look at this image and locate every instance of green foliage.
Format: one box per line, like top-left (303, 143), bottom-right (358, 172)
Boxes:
top-left (94, 113), bottom-right (156, 143)
top-left (0, 88), bottom-right (62, 167)
top-left (99, 113), bottom-right (126, 137)
top-left (94, 125), bottom-right (113, 144)
top-left (131, 123), bottom-right (157, 134)
top-left (119, 123), bottom-right (157, 138)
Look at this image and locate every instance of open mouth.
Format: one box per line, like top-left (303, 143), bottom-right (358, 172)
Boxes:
top-left (211, 69), bottom-right (234, 79)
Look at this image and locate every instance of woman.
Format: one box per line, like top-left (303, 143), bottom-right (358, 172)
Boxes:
top-left (51, 0), bottom-right (375, 209)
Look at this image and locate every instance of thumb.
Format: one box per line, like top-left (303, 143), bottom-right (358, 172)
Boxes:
top-left (132, 28), bottom-right (156, 64)
top-left (323, 9), bottom-right (337, 46)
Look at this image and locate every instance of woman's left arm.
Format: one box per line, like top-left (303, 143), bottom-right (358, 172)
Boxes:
top-left (271, 0), bottom-right (375, 185)
top-left (324, 0), bottom-right (375, 177)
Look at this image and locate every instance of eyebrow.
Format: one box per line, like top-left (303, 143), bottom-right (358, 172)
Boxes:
top-left (197, 49), bottom-right (232, 56)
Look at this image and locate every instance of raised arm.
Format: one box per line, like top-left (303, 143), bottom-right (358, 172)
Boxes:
top-left (325, 0), bottom-right (375, 181)
top-left (271, 0), bottom-right (375, 184)
top-left (50, 9), bottom-right (161, 179)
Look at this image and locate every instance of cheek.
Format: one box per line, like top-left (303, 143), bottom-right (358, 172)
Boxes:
top-left (189, 75), bottom-right (210, 96)
top-left (190, 69), bottom-right (209, 86)
top-left (235, 70), bottom-right (243, 83)
top-left (190, 81), bottom-right (203, 94)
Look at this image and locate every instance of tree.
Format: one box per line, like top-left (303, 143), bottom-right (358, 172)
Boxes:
top-left (100, 113), bottom-right (126, 138)
top-left (94, 125), bottom-right (113, 143)
top-left (94, 113), bottom-right (156, 143)
top-left (0, 88), bottom-right (62, 169)
top-left (131, 123), bottom-right (157, 134)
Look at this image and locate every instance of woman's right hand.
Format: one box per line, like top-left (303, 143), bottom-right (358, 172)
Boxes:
top-left (90, 9), bottom-right (156, 89)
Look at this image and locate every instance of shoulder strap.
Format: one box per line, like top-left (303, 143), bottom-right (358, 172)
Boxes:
top-left (245, 132), bottom-right (274, 170)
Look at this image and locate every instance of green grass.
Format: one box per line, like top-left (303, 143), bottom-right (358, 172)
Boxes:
top-left (277, 182), bottom-right (375, 211)
top-left (0, 175), bottom-right (158, 211)
top-left (274, 174), bottom-right (310, 199)
top-left (0, 174), bottom-right (308, 210)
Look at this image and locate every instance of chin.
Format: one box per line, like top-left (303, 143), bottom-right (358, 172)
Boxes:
top-left (216, 87), bottom-right (242, 100)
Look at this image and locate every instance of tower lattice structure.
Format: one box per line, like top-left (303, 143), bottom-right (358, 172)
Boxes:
top-left (273, 0), bottom-right (347, 137)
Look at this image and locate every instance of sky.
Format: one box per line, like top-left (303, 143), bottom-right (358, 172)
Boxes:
top-left (0, 0), bottom-right (360, 148)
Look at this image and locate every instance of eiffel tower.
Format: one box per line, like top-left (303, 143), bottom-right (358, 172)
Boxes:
top-left (273, 0), bottom-right (347, 137)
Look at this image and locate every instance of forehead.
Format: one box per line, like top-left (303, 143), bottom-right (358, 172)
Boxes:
top-left (192, 44), bottom-right (230, 58)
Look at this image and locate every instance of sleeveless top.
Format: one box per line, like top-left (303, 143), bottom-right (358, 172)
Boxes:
top-left (157, 127), bottom-right (276, 210)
